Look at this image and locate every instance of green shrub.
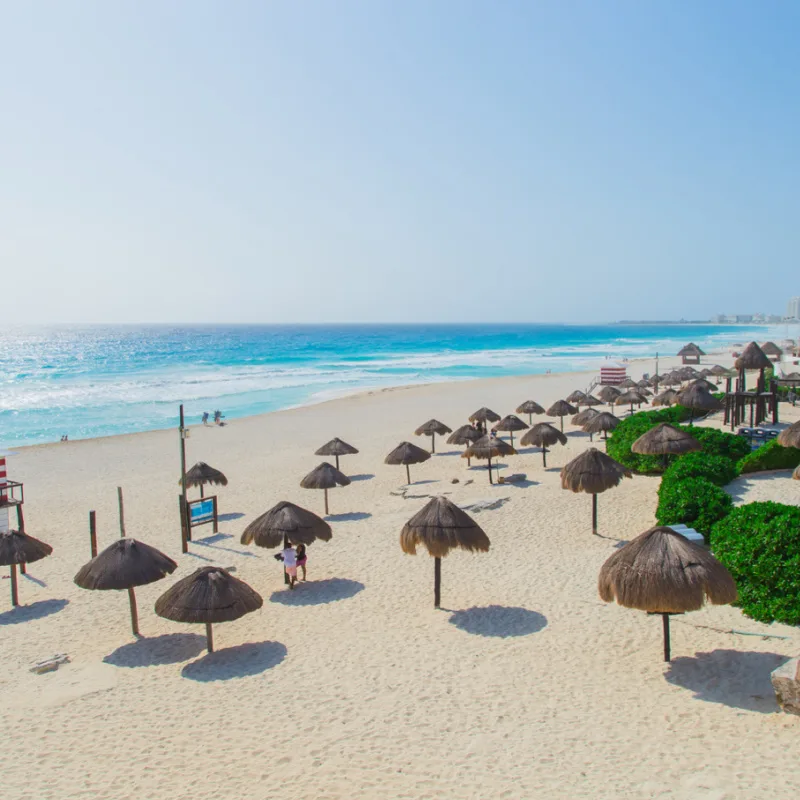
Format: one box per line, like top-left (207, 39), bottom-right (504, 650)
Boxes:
top-left (685, 427), bottom-right (751, 462)
top-left (655, 476), bottom-right (732, 536)
top-left (711, 502), bottom-right (800, 625)
top-left (737, 438), bottom-right (800, 474)
top-left (663, 453), bottom-right (737, 486)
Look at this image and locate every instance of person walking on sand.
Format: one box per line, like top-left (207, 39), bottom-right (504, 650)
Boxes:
top-left (280, 543), bottom-right (298, 589)
top-left (296, 543), bottom-right (308, 581)
top-left (202, 411), bottom-right (209, 425)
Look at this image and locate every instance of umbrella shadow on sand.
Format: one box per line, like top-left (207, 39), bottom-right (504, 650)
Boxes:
top-left (104, 633), bottom-right (207, 667)
top-left (348, 474), bottom-right (374, 482)
top-left (325, 512), bottom-right (372, 522)
top-left (664, 649), bottom-right (788, 712)
top-left (270, 578), bottom-right (364, 607)
top-left (193, 532), bottom-right (257, 558)
top-left (448, 606), bottom-right (548, 638)
top-left (0, 598), bottom-right (68, 625)
top-left (181, 640), bottom-right (288, 682)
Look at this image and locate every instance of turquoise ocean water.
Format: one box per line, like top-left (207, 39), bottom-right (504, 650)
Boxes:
top-left (0, 323), bottom-right (774, 447)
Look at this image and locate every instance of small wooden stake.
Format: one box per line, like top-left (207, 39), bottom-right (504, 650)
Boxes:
top-left (206, 622), bottom-right (214, 653)
top-left (434, 556), bottom-right (441, 608)
top-left (592, 494), bottom-right (598, 535)
top-left (89, 510), bottom-right (97, 557)
top-left (662, 613), bottom-right (671, 662)
top-left (10, 564), bottom-right (19, 607)
top-left (128, 587), bottom-right (140, 636)
top-left (117, 487), bottom-right (126, 538)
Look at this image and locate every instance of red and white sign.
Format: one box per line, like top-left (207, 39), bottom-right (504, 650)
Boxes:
top-left (600, 362), bottom-right (627, 386)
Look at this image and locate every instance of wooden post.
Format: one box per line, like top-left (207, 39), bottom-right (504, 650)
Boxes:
top-left (10, 564), bottom-right (19, 606)
top-left (200, 484), bottom-right (204, 499)
top-left (212, 495), bottom-right (218, 534)
top-left (179, 404), bottom-right (189, 541)
top-left (324, 488), bottom-right (329, 515)
top-left (405, 464), bottom-right (411, 485)
top-left (283, 534), bottom-right (289, 585)
top-left (592, 494), bottom-right (598, 535)
top-left (662, 613), bottom-right (671, 662)
top-left (205, 622), bottom-right (214, 653)
top-left (434, 556), bottom-right (441, 608)
top-left (542, 448), bottom-right (547, 468)
top-left (16, 505), bottom-right (26, 574)
top-left (560, 417), bottom-right (564, 433)
top-left (117, 487), bottom-right (126, 537)
top-left (487, 456), bottom-right (493, 484)
top-left (335, 455), bottom-right (340, 470)
top-left (178, 495), bottom-right (188, 554)
top-left (431, 433), bottom-right (436, 454)
top-left (128, 587), bottom-right (140, 637)
top-left (89, 510), bottom-right (97, 558)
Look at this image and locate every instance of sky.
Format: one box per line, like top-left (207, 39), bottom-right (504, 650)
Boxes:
top-left (1, 1), bottom-right (799, 324)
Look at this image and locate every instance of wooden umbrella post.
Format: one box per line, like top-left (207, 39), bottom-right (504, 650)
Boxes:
top-left (560, 417), bottom-right (564, 433)
top-left (662, 613), bottom-right (671, 662)
top-left (592, 494), bottom-right (598, 535)
top-left (405, 463), bottom-right (411, 485)
top-left (434, 556), bottom-right (441, 608)
top-left (200, 484), bottom-right (204, 499)
top-left (10, 564), bottom-right (19, 606)
top-left (487, 456), bottom-right (493, 484)
top-left (89, 510), bottom-right (97, 558)
top-left (179, 404), bottom-right (190, 541)
top-left (542, 448), bottom-right (547, 469)
top-left (205, 622), bottom-right (214, 653)
top-left (335, 455), bottom-right (340, 470)
top-left (128, 587), bottom-right (140, 637)
top-left (117, 487), bottom-right (126, 538)
top-left (431, 433), bottom-right (436, 454)
top-left (324, 488), bottom-right (329, 516)
top-left (283, 534), bottom-right (289, 585)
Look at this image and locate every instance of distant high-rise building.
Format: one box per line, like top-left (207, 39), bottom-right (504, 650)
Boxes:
top-left (788, 297), bottom-right (800, 319)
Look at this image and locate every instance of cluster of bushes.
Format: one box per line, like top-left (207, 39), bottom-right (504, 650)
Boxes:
top-left (663, 452), bottom-right (738, 486)
top-left (737, 439), bottom-right (800, 474)
top-left (655, 476), bottom-right (733, 538)
top-left (712, 502), bottom-right (800, 625)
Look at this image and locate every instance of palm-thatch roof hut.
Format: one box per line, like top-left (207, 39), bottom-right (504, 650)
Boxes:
top-left (183, 462), bottom-right (228, 499)
top-left (561, 448), bottom-right (631, 535)
top-left (0, 530), bottom-right (53, 607)
top-left (315, 438), bottom-right (359, 470)
top-left (661, 372), bottom-right (683, 387)
top-left (74, 539), bottom-right (177, 637)
top-left (631, 423), bottom-right (701, 469)
top-left (447, 424), bottom-right (481, 466)
top-left (598, 526), bottom-right (737, 661)
top-left (675, 383), bottom-right (722, 424)
top-left (516, 400), bottom-right (545, 424)
top-left (677, 343), bottom-right (705, 364)
top-left (582, 411), bottom-right (619, 442)
top-left (566, 390), bottom-right (587, 404)
top-left (572, 408), bottom-right (599, 441)
top-left (492, 414), bottom-right (529, 447)
top-left (520, 422), bottom-right (567, 467)
top-left (385, 442), bottom-right (432, 485)
top-left (300, 462), bottom-right (351, 515)
top-left (777, 420), bottom-right (800, 449)
top-left (597, 385), bottom-right (621, 404)
top-left (615, 390), bottom-right (647, 414)
top-left (761, 341), bottom-right (783, 361)
top-left (469, 407), bottom-right (501, 430)
top-left (240, 501), bottom-right (331, 549)
top-left (651, 389), bottom-right (678, 407)
top-left (414, 419), bottom-right (453, 454)
top-left (735, 342), bottom-right (771, 390)
top-left (462, 435), bottom-right (516, 484)
top-left (618, 377), bottom-right (638, 389)
top-left (581, 395), bottom-right (602, 407)
top-left (546, 400), bottom-right (577, 432)
top-left (400, 496), bottom-right (490, 607)
top-left (155, 567), bottom-right (263, 653)
top-left (648, 374), bottom-right (663, 387)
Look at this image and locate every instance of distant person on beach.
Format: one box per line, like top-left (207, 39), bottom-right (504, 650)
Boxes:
top-left (202, 412), bottom-right (209, 425)
top-left (490, 429), bottom-right (497, 440)
top-left (280, 544), bottom-right (298, 589)
top-left (214, 410), bottom-right (225, 425)
top-left (296, 543), bottom-right (308, 581)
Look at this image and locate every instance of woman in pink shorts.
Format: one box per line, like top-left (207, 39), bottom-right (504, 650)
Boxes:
top-left (296, 544), bottom-right (308, 581)
top-left (281, 545), bottom-right (298, 589)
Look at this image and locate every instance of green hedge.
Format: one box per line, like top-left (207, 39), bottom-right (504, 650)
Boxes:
top-left (711, 502), bottom-right (800, 625)
top-left (655, 476), bottom-right (733, 537)
top-left (737, 439), bottom-right (800, 474)
top-left (663, 453), bottom-right (738, 487)
top-left (686, 427), bottom-right (751, 462)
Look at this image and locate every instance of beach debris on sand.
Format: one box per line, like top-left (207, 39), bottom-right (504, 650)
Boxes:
top-left (30, 654), bottom-right (70, 674)
top-left (458, 497), bottom-right (510, 513)
top-left (771, 657), bottom-right (800, 715)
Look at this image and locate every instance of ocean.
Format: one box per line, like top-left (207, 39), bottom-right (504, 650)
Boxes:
top-left (0, 323), bottom-right (776, 447)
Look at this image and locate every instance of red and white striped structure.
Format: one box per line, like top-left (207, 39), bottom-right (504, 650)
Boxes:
top-left (600, 362), bottom-right (627, 386)
top-left (0, 457), bottom-right (8, 533)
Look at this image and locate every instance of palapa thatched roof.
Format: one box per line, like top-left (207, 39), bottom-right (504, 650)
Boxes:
top-left (385, 442), bottom-right (432, 466)
top-left (240, 501), bottom-right (331, 548)
top-left (566, 390), bottom-right (587, 403)
top-left (581, 395), bottom-right (602, 406)
top-left (598, 526), bottom-right (737, 613)
top-left (583, 412), bottom-right (620, 434)
top-left (447, 424), bottom-right (482, 446)
top-left (735, 341), bottom-right (771, 371)
top-left (547, 399), bottom-right (577, 417)
top-left (677, 367), bottom-right (700, 380)
top-left (572, 408), bottom-right (599, 426)
top-left (637, 387), bottom-right (653, 397)
top-left (660, 372), bottom-right (683, 386)
top-left (493, 414), bottom-right (529, 433)
top-left (761, 341), bottom-right (783, 356)
top-left (300, 462), bottom-right (351, 490)
top-left (777, 420), bottom-right (800, 449)
top-left (631, 423), bottom-right (701, 456)
top-left (651, 389), bottom-right (678, 407)
top-left (637, 379), bottom-right (650, 389)
top-left (0, 530), bottom-right (53, 567)
top-left (648, 374), bottom-right (663, 386)
top-left (614, 390), bottom-right (646, 405)
top-left (415, 419), bottom-right (452, 437)
top-left (400, 496), bottom-right (490, 558)
top-left (687, 377), bottom-right (714, 391)
top-left (155, 567), bottom-right (263, 624)
top-left (463, 434), bottom-right (516, 461)
top-left (618, 377), bottom-right (638, 389)
top-left (469, 407), bottom-right (501, 424)
top-left (699, 368), bottom-right (713, 377)
top-left (560, 448), bottom-right (631, 494)
top-left (315, 438), bottom-right (359, 458)
top-left (677, 343), bottom-right (705, 357)
top-left (675, 383), bottom-right (723, 411)
top-left (520, 422), bottom-right (567, 448)
top-left (74, 539), bottom-right (177, 590)
top-left (516, 400), bottom-right (545, 416)
top-left (184, 462), bottom-right (228, 488)
top-left (597, 386), bottom-right (621, 402)
top-left (709, 365), bottom-right (730, 376)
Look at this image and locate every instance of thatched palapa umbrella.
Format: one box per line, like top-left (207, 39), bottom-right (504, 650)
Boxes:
top-left (516, 400), bottom-right (545, 425)
top-left (492, 414), bottom-right (528, 447)
top-left (615, 390), bottom-right (646, 414)
top-left (572, 408), bottom-right (599, 440)
top-left (241, 501), bottom-right (331, 549)
top-left (597, 385), bottom-right (621, 405)
top-left (385, 442), bottom-right (431, 485)
top-left (183, 462), bottom-right (228, 499)
top-left (155, 567), bottom-right (263, 653)
top-left (761, 341), bottom-right (783, 361)
top-left (469, 407), bottom-right (501, 431)
top-left (598, 526), bottom-right (737, 661)
top-left (463, 434), bottom-right (516, 484)
top-left (561, 448), bottom-right (631, 535)
top-left (315, 438), bottom-right (358, 471)
top-left (566, 390), bottom-right (587, 405)
top-left (0, 530), bottom-right (53, 607)
top-left (414, 419), bottom-right (453, 454)
top-left (581, 395), bottom-right (602, 407)
top-left (520, 422), bottom-right (567, 467)
top-left (777, 420), bottom-right (800, 449)
top-left (546, 399), bottom-right (577, 433)
top-left (583, 412), bottom-right (619, 444)
top-left (74, 539), bottom-right (177, 636)
top-left (447, 425), bottom-right (481, 466)
top-left (631, 423), bottom-right (701, 469)
top-left (618, 377), bottom-right (638, 389)
top-left (652, 389), bottom-right (678, 407)
top-left (400, 496), bottom-right (490, 608)
top-left (675, 383), bottom-right (722, 425)
top-left (300, 462), bottom-right (351, 515)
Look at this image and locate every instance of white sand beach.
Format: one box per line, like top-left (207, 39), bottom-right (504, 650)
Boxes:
top-left (2, 355), bottom-right (799, 800)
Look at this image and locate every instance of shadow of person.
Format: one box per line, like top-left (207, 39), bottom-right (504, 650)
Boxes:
top-left (325, 512), bottom-right (372, 522)
top-left (664, 648), bottom-right (788, 712)
top-left (104, 633), bottom-right (207, 668)
top-left (181, 641), bottom-right (287, 682)
top-left (270, 577), bottom-right (365, 607)
top-left (0, 598), bottom-right (68, 626)
top-left (448, 606), bottom-right (548, 637)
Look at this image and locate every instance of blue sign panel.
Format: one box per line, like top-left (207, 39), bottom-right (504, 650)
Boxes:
top-left (189, 498), bottom-right (215, 525)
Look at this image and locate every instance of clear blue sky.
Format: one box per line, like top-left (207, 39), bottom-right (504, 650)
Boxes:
top-left (2, 1), bottom-right (798, 324)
